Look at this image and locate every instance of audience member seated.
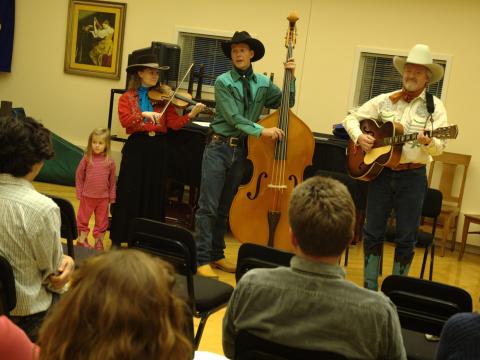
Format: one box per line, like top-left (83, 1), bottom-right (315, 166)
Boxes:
top-left (0, 315), bottom-right (39, 359)
top-left (38, 249), bottom-right (194, 360)
top-left (0, 115), bottom-right (75, 341)
top-left (436, 312), bottom-right (480, 360)
top-left (222, 176), bottom-right (407, 359)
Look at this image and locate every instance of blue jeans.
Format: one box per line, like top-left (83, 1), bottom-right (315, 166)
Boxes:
top-left (363, 167), bottom-right (427, 263)
top-left (194, 139), bottom-right (245, 265)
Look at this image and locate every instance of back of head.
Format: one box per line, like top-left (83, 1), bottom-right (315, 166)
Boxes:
top-left (0, 115), bottom-right (54, 177)
top-left (38, 249), bottom-right (192, 360)
top-left (288, 176), bottom-right (355, 257)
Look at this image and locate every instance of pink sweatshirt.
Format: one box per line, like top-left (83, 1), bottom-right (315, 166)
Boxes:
top-left (75, 153), bottom-right (116, 202)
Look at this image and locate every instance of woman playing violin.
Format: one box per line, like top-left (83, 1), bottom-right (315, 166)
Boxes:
top-left (110, 54), bottom-right (205, 247)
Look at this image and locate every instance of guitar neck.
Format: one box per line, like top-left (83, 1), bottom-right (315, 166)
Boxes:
top-left (383, 131), bottom-right (426, 146)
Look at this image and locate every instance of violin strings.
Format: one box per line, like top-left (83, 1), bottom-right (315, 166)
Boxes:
top-left (157, 63), bottom-right (195, 120)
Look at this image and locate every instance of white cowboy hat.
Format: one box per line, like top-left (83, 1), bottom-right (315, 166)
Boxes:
top-left (393, 44), bottom-right (444, 84)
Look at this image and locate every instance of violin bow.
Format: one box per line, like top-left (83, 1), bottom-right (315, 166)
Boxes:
top-left (157, 63), bottom-right (195, 119)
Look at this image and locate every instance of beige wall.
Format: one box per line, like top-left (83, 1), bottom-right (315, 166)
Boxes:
top-left (1, 0), bottom-right (479, 244)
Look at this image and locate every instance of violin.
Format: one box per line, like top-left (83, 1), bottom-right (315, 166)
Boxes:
top-left (148, 84), bottom-right (214, 115)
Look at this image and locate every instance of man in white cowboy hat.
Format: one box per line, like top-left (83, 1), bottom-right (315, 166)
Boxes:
top-left (194, 31), bottom-right (296, 277)
top-left (343, 44), bottom-right (449, 291)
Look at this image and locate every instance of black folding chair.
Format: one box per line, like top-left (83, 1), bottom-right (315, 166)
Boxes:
top-left (0, 255), bottom-right (16, 316)
top-left (381, 275), bottom-right (472, 360)
top-left (45, 194), bottom-right (97, 262)
top-left (416, 188), bottom-right (443, 280)
top-left (45, 194), bottom-right (76, 258)
top-left (129, 217), bottom-right (234, 349)
top-left (236, 243), bottom-right (294, 283)
top-left (235, 330), bottom-right (347, 360)
top-left (382, 187), bottom-right (443, 280)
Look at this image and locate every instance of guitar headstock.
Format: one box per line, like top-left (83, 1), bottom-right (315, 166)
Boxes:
top-left (431, 125), bottom-right (459, 139)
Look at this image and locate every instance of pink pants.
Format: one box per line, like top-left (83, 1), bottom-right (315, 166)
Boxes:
top-left (77, 196), bottom-right (109, 238)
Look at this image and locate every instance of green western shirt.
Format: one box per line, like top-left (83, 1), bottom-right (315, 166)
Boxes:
top-left (211, 69), bottom-right (296, 137)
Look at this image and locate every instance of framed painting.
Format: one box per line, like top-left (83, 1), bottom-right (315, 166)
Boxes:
top-left (64, 0), bottom-right (126, 79)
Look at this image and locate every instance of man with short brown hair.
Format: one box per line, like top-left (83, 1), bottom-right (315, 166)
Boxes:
top-left (223, 176), bottom-right (406, 359)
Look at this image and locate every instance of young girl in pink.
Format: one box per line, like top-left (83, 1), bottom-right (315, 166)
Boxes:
top-left (75, 128), bottom-right (116, 250)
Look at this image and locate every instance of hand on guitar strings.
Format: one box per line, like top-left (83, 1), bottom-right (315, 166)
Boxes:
top-left (358, 133), bottom-right (375, 152)
top-left (417, 131), bottom-right (432, 146)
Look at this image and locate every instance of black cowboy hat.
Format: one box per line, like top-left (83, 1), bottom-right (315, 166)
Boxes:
top-left (221, 31), bottom-right (265, 62)
top-left (126, 54), bottom-right (169, 73)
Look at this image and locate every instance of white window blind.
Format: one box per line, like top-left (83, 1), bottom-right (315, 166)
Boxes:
top-left (178, 32), bottom-right (232, 88)
top-left (356, 52), bottom-right (446, 106)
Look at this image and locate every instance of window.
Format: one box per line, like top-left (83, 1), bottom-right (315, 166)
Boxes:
top-left (354, 51), bottom-right (446, 107)
top-left (177, 32), bottom-right (232, 91)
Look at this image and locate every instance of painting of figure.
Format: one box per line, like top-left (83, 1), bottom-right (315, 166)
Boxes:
top-left (65, 1), bottom-right (126, 79)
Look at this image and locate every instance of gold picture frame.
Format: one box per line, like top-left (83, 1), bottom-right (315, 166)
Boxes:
top-left (64, 0), bottom-right (126, 79)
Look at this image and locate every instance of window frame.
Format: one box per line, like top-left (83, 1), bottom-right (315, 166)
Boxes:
top-left (348, 46), bottom-right (452, 109)
top-left (175, 27), bottom-right (233, 96)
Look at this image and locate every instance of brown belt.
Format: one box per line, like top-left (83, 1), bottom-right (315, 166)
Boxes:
top-left (390, 163), bottom-right (426, 171)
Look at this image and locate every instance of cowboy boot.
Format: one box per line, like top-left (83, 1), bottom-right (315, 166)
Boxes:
top-left (364, 253), bottom-right (381, 291)
top-left (392, 249), bottom-right (414, 276)
top-left (197, 264), bottom-right (219, 278)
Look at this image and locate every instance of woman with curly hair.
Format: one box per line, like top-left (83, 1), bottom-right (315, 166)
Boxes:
top-left (38, 249), bottom-right (193, 360)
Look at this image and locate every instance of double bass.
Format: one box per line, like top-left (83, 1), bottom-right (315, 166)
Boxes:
top-left (229, 12), bottom-right (314, 251)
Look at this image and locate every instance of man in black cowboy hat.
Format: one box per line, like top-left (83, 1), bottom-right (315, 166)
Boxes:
top-left (194, 31), bottom-right (296, 277)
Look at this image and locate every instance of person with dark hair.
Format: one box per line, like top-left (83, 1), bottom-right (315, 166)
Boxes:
top-left (223, 176), bottom-right (406, 359)
top-left (0, 115), bottom-right (75, 341)
top-left (38, 249), bottom-right (193, 360)
top-left (436, 312), bottom-right (480, 360)
top-left (194, 31), bottom-right (296, 277)
top-left (109, 54), bottom-right (205, 246)
top-left (343, 44), bottom-right (448, 291)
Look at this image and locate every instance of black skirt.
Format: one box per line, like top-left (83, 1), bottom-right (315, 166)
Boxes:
top-left (110, 132), bottom-right (167, 245)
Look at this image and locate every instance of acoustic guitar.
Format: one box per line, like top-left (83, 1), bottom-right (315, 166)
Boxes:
top-left (346, 119), bottom-right (458, 181)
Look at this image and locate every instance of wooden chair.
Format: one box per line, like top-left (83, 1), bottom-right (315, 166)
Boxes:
top-left (427, 151), bottom-right (471, 256)
top-left (458, 214), bottom-right (480, 261)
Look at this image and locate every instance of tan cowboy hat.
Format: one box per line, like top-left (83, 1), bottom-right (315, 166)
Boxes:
top-left (126, 54), bottom-right (169, 73)
top-left (393, 44), bottom-right (444, 84)
top-left (221, 31), bottom-right (265, 62)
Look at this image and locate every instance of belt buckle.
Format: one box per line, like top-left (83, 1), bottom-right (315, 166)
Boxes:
top-left (229, 137), bottom-right (238, 147)
top-left (148, 131), bottom-right (155, 137)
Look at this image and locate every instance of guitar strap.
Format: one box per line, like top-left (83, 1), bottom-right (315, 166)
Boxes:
top-left (425, 91), bottom-right (435, 131)
top-left (426, 91), bottom-right (435, 115)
